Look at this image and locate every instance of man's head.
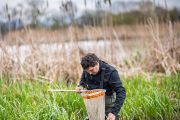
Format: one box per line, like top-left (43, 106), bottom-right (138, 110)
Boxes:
top-left (81, 53), bottom-right (100, 75)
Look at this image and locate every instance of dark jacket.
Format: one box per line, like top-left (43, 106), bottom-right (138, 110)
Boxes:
top-left (79, 60), bottom-right (126, 115)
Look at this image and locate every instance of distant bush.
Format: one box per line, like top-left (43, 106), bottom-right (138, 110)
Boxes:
top-left (79, 7), bottom-right (180, 26)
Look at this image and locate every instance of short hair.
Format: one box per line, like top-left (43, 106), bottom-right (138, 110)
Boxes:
top-left (81, 53), bottom-right (99, 70)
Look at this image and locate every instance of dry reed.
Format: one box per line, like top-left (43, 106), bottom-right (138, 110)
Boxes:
top-left (0, 23), bottom-right (179, 82)
top-left (146, 19), bottom-right (180, 74)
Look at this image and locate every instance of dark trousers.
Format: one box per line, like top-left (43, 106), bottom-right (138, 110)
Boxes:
top-left (105, 93), bottom-right (119, 120)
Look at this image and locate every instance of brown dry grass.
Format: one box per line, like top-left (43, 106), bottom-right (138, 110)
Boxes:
top-left (145, 19), bottom-right (180, 74)
top-left (0, 22), bottom-right (179, 82)
top-left (3, 23), bottom-right (180, 45)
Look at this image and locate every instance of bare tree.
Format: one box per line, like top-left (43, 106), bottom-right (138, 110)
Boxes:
top-left (0, 3), bottom-right (12, 21)
top-left (25, 0), bottom-right (48, 26)
top-left (95, 0), bottom-right (111, 9)
top-left (94, 0), bottom-right (111, 26)
top-left (0, 3), bottom-right (24, 38)
top-left (104, 0), bottom-right (111, 6)
top-left (60, 0), bottom-right (77, 25)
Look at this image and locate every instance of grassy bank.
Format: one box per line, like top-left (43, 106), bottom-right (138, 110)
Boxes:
top-left (0, 74), bottom-right (179, 120)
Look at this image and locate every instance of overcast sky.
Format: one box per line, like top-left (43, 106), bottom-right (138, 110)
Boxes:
top-left (0, 0), bottom-right (180, 11)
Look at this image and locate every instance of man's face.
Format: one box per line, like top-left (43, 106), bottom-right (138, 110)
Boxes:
top-left (85, 63), bottom-right (99, 75)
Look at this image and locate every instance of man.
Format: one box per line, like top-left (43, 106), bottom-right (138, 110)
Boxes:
top-left (76, 53), bottom-right (126, 120)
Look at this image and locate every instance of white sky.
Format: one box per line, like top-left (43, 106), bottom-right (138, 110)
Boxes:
top-left (0, 0), bottom-right (180, 11)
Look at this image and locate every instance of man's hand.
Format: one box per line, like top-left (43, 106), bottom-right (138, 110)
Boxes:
top-left (75, 86), bottom-right (84, 93)
top-left (107, 113), bottom-right (116, 120)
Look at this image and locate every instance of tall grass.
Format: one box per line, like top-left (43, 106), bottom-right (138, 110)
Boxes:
top-left (0, 76), bottom-right (86, 120)
top-left (0, 22), bottom-right (179, 82)
top-left (120, 74), bottom-right (180, 120)
top-left (0, 74), bottom-right (179, 120)
top-left (146, 19), bottom-right (180, 74)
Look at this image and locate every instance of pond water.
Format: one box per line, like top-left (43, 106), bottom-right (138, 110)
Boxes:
top-left (0, 39), bottom-right (144, 63)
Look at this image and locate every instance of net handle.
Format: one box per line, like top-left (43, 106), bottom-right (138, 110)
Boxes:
top-left (48, 90), bottom-right (88, 92)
